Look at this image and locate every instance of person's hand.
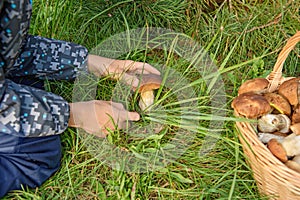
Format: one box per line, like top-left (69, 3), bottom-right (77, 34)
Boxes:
top-left (68, 100), bottom-right (140, 137)
top-left (88, 54), bottom-right (161, 89)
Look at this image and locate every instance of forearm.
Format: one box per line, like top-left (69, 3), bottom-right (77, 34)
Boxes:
top-left (6, 35), bottom-right (88, 80)
top-left (0, 79), bottom-right (70, 137)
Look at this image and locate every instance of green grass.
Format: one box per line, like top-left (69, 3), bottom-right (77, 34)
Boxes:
top-left (3, 0), bottom-right (300, 199)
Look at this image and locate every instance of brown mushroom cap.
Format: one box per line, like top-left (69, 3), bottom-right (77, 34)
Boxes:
top-left (231, 92), bottom-right (272, 119)
top-left (278, 78), bottom-right (300, 107)
top-left (267, 138), bottom-right (288, 162)
top-left (292, 104), bottom-right (300, 124)
top-left (263, 92), bottom-right (291, 116)
top-left (137, 74), bottom-right (162, 93)
top-left (290, 123), bottom-right (300, 135)
top-left (238, 78), bottom-right (269, 95)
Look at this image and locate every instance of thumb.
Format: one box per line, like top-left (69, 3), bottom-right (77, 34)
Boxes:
top-left (127, 111), bottom-right (140, 121)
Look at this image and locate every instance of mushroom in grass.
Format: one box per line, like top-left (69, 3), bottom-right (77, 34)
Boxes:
top-left (238, 78), bottom-right (269, 95)
top-left (258, 114), bottom-right (291, 133)
top-left (137, 74), bottom-right (162, 111)
top-left (231, 92), bottom-right (272, 119)
top-left (278, 77), bottom-right (300, 107)
top-left (263, 92), bottom-right (291, 116)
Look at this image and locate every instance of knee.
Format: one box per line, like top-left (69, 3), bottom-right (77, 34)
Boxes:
top-left (0, 135), bottom-right (62, 197)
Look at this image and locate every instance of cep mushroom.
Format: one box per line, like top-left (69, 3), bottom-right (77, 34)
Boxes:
top-left (258, 114), bottom-right (291, 133)
top-left (238, 78), bottom-right (269, 95)
top-left (267, 138), bottom-right (288, 162)
top-left (268, 133), bottom-right (300, 162)
top-left (137, 74), bottom-right (162, 111)
top-left (290, 123), bottom-right (300, 135)
top-left (231, 92), bottom-right (272, 119)
top-left (292, 105), bottom-right (300, 124)
top-left (278, 77), bottom-right (300, 107)
top-left (263, 92), bottom-right (291, 116)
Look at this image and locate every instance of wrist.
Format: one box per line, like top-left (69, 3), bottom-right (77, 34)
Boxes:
top-left (68, 103), bottom-right (79, 128)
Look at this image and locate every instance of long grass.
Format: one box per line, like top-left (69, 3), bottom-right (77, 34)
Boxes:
top-left (3, 0), bottom-right (300, 199)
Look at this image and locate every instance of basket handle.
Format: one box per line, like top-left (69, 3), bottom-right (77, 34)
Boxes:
top-left (267, 31), bottom-right (300, 92)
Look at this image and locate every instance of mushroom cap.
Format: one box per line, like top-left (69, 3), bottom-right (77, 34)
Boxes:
top-left (231, 92), bottom-right (272, 119)
top-left (137, 74), bottom-right (162, 93)
top-left (292, 104), bottom-right (300, 124)
top-left (278, 77), bottom-right (300, 107)
top-left (267, 138), bottom-right (288, 162)
top-left (290, 123), bottom-right (300, 135)
top-left (238, 78), bottom-right (269, 95)
top-left (263, 92), bottom-right (291, 116)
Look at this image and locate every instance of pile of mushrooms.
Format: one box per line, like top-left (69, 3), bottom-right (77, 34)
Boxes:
top-left (232, 77), bottom-right (300, 172)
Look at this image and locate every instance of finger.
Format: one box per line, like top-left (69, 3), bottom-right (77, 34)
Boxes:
top-left (111, 101), bottom-right (125, 110)
top-left (120, 73), bottom-right (140, 88)
top-left (83, 127), bottom-right (108, 138)
top-left (127, 111), bottom-right (140, 121)
top-left (128, 62), bottom-right (161, 75)
top-left (143, 63), bottom-right (161, 75)
top-left (118, 120), bottom-right (132, 130)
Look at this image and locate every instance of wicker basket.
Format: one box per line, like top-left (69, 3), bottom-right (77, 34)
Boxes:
top-left (234, 31), bottom-right (300, 200)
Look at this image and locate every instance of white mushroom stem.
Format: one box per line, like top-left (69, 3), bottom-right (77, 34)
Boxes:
top-left (281, 133), bottom-right (300, 157)
top-left (279, 114), bottom-right (291, 133)
top-left (258, 132), bottom-right (285, 144)
top-left (286, 155), bottom-right (300, 173)
top-left (139, 90), bottom-right (154, 111)
top-left (258, 114), bottom-right (291, 133)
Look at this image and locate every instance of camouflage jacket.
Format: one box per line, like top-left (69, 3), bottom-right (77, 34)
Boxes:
top-left (0, 0), bottom-right (88, 137)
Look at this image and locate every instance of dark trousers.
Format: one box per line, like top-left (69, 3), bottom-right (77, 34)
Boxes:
top-left (0, 78), bottom-right (62, 198)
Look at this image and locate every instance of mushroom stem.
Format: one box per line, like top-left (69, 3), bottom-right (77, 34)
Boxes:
top-left (139, 90), bottom-right (155, 111)
top-left (281, 133), bottom-right (300, 157)
top-left (257, 114), bottom-right (291, 133)
top-left (258, 132), bottom-right (285, 144)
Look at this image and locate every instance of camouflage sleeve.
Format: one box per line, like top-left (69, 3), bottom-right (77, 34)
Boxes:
top-left (0, 0), bottom-right (77, 137)
top-left (0, 72), bottom-right (70, 137)
top-left (5, 35), bottom-right (89, 80)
